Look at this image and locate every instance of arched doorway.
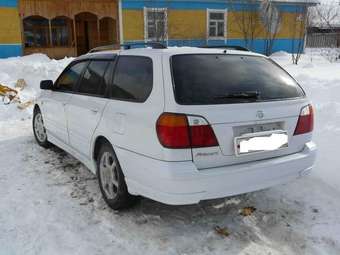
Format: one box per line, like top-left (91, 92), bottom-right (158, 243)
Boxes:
top-left (75, 12), bottom-right (98, 55)
top-left (99, 17), bottom-right (117, 46)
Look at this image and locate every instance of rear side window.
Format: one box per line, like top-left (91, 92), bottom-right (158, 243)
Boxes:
top-left (111, 56), bottom-right (153, 102)
top-left (78, 61), bottom-right (110, 96)
top-left (171, 54), bottom-right (304, 105)
top-left (55, 61), bottom-right (88, 92)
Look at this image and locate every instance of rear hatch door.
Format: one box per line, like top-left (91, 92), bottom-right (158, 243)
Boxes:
top-left (169, 53), bottom-right (311, 169)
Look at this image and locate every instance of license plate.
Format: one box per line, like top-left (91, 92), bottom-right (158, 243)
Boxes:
top-left (234, 130), bottom-right (288, 156)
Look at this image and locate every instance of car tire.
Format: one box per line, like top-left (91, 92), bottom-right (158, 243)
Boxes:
top-left (33, 107), bottom-right (51, 148)
top-left (97, 143), bottom-right (137, 210)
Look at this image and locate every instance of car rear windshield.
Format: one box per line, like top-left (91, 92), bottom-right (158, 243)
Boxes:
top-left (171, 54), bottom-right (305, 105)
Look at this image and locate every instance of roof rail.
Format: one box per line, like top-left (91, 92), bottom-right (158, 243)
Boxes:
top-left (89, 42), bottom-right (167, 53)
top-left (88, 44), bottom-right (119, 53)
top-left (200, 45), bottom-right (250, 52)
top-left (121, 42), bottom-right (167, 50)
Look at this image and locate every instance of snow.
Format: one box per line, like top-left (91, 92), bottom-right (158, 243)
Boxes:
top-left (0, 54), bottom-right (73, 121)
top-left (1, 52), bottom-right (340, 254)
top-left (270, 49), bottom-right (340, 191)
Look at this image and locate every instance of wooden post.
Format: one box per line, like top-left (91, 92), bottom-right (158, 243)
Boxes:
top-left (97, 18), bottom-right (101, 46)
top-left (73, 16), bottom-right (78, 56)
top-left (19, 14), bottom-right (25, 56)
top-left (48, 19), bottom-right (53, 47)
top-left (118, 0), bottom-right (124, 44)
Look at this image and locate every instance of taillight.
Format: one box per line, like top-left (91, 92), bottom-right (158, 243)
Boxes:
top-left (294, 104), bottom-right (314, 136)
top-left (187, 116), bottom-right (219, 148)
top-left (156, 113), bottom-right (219, 149)
top-left (156, 113), bottom-right (190, 148)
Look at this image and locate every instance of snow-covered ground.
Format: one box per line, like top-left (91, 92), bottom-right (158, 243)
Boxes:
top-left (1, 51), bottom-right (340, 255)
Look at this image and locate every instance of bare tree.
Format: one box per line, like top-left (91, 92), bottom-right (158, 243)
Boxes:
top-left (260, 0), bottom-right (282, 56)
top-left (290, 5), bottom-right (311, 64)
top-left (313, 1), bottom-right (340, 32)
top-left (308, 1), bottom-right (340, 62)
top-left (229, 0), bottom-right (261, 50)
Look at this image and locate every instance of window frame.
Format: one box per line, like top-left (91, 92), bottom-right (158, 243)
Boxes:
top-left (144, 7), bottom-right (168, 42)
top-left (207, 9), bottom-right (228, 40)
top-left (109, 55), bottom-right (154, 103)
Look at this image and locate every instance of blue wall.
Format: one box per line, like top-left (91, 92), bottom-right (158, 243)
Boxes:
top-left (122, 0), bottom-right (306, 13)
top-left (0, 0), bottom-right (18, 7)
top-left (0, 44), bottom-right (22, 58)
top-left (0, 1), bottom-right (21, 58)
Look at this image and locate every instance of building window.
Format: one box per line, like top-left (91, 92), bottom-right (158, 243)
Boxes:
top-left (100, 17), bottom-right (117, 45)
top-left (144, 8), bottom-right (167, 41)
top-left (207, 9), bottom-right (227, 38)
top-left (23, 16), bottom-right (50, 47)
top-left (51, 16), bottom-right (74, 47)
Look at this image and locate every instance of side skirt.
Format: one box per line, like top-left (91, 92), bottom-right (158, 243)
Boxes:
top-left (47, 132), bottom-right (97, 175)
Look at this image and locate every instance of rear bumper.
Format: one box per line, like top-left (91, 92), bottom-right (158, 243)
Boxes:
top-left (116, 142), bottom-right (317, 205)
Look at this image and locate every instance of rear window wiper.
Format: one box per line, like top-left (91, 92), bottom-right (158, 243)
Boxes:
top-left (214, 91), bottom-right (260, 100)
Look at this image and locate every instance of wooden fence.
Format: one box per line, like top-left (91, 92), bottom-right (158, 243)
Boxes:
top-left (306, 32), bottom-right (340, 48)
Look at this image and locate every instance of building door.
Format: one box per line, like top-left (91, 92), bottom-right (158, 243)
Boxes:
top-left (99, 17), bottom-right (117, 46)
top-left (75, 12), bottom-right (99, 55)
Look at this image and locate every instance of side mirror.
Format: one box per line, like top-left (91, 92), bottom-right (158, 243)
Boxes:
top-left (40, 80), bottom-right (54, 90)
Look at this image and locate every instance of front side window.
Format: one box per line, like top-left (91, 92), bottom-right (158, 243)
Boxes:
top-left (208, 10), bottom-right (226, 38)
top-left (55, 61), bottom-right (88, 92)
top-left (111, 56), bottom-right (153, 102)
top-left (171, 54), bottom-right (304, 105)
top-left (78, 61), bottom-right (110, 96)
top-left (145, 8), bottom-right (167, 41)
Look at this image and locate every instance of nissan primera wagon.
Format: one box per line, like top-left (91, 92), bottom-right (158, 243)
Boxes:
top-left (33, 46), bottom-right (317, 210)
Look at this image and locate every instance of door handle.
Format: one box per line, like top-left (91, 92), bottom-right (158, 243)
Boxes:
top-left (90, 109), bottom-right (99, 114)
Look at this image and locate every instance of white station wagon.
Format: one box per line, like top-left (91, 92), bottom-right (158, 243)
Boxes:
top-left (33, 45), bottom-right (317, 210)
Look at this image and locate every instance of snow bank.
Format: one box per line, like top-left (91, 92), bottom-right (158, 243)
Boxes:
top-left (271, 50), bottom-right (340, 191)
top-left (0, 54), bottom-right (73, 120)
top-left (0, 53), bottom-right (73, 99)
